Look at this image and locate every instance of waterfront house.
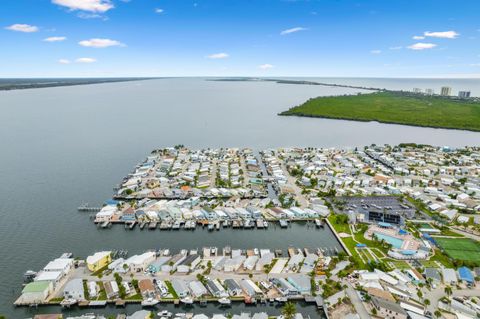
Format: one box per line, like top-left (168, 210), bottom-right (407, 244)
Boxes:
top-left (108, 258), bottom-right (129, 273)
top-left (86, 251), bottom-right (112, 272)
top-left (286, 254), bottom-right (304, 272)
top-left (34, 271), bottom-right (63, 290)
top-left (63, 278), bottom-right (84, 300)
top-left (127, 310), bottom-right (152, 319)
top-left (171, 279), bottom-right (189, 298)
top-left (43, 258), bottom-right (74, 277)
top-left (138, 279), bottom-right (156, 298)
top-left (256, 252), bottom-right (274, 271)
top-left (19, 281), bottom-right (52, 304)
top-left (224, 279), bottom-right (242, 296)
top-left (273, 278), bottom-right (299, 296)
top-left (147, 256), bottom-right (171, 273)
top-left (243, 255), bottom-right (259, 271)
top-left (87, 281), bottom-right (98, 298)
top-left (189, 280), bottom-right (208, 298)
top-left (104, 281), bottom-right (119, 299)
top-left (205, 278), bottom-right (227, 297)
top-left (125, 251), bottom-right (156, 272)
top-left (177, 254), bottom-right (201, 274)
top-left (224, 255), bottom-right (246, 272)
top-left (240, 279), bottom-right (261, 297)
top-left (300, 254), bottom-right (317, 273)
top-left (287, 275), bottom-right (311, 295)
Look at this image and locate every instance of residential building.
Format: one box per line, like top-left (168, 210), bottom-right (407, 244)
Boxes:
top-left (441, 86), bottom-right (452, 96)
top-left (86, 251), bottom-right (112, 272)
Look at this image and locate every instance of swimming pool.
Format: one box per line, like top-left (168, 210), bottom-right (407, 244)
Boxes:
top-left (373, 232), bottom-right (404, 249)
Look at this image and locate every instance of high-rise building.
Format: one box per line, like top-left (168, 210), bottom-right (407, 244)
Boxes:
top-left (441, 86), bottom-right (452, 96)
top-left (458, 91), bottom-right (471, 98)
top-left (425, 88), bottom-right (434, 95)
top-left (412, 88), bottom-right (422, 93)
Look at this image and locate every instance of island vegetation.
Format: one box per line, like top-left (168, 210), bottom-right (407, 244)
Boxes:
top-left (0, 77), bottom-right (157, 91)
top-left (279, 91), bottom-right (480, 132)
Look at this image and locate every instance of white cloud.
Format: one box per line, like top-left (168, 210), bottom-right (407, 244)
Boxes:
top-left (470, 63), bottom-right (480, 67)
top-left (5, 24), bottom-right (39, 33)
top-left (77, 12), bottom-right (104, 19)
top-left (412, 35), bottom-right (425, 40)
top-left (259, 64), bottom-right (274, 70)
top-left (79, 38), bottom-right (124, 48)
top-left (207, 53), bottom-right (229, 59)
top-left (407, 42), bottom-right (437, 50)
top-left (389, 46), bottom-right (402, 50)
top-left (155, 8), bottom-right (164, 14)
top-left (370, 50), bottom-right (382, 54)
top-left (280, 27), bottom-right (307, 35)
top-left (58, 59), bottom-right (71, 64)
top-left (424, 30), bottom-right (459, 39)
top-left (75, 57), bottom-right (97, 63)
top-left (52, 0), bottom-right (114, 12)
top-left (44, 36), bottom-right (67, 42)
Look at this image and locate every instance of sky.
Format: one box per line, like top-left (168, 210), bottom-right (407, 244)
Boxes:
top-left (1, 0), bottom-right (480, 78)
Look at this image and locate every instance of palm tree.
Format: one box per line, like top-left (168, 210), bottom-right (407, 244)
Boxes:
top-left (444, 285), bottom-right (452, 296)
top-left (282, 302), bottom-right (297, 319)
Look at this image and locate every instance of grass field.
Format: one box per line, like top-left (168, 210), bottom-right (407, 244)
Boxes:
top-left (390, 260), bottom-right (411, 270)
top-left (435, 237), bottom-right (480, 263)
top-left (279, 91), bottom-right (480, 131)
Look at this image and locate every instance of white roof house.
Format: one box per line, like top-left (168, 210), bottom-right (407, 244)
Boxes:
top-left (43, 258), bottom-right (73, 275)
top-left (244, 256), bottom-right (259, 271)
top-left (86, 251), bottom-right (111, 266)
top-left (88, 281), bottom-right (98, 297)
top-left (63, 278), bottom-right (84, 300)
top-left (126, 251), bottom-right (156, 272)
top-left (442, 268), bottom-right (458, 285)
top-left (35, 270), bottom-right (63, 282)
top-left (189, 280), bottom-right (208, 298)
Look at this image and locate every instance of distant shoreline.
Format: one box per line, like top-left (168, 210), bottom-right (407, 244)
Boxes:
top-left (210, 77), bottom-right (381, 91)
top-left (0, 77), bottom-right (158, 91)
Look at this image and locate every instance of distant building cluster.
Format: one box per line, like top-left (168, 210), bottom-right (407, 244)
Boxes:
top-left (412, 86), bottom-right (471, 98)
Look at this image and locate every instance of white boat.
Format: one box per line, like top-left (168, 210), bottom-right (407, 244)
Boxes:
top-left (141, 297), bottom-right (159, 306)
top-left (180, 296), bottom-right (194, 304)
top-left (174, 314), bottom-right (186, 318)
top-left (218, 297), bottom-right (231, 305)
top-left (157, 310), bottom-right (173, 318)
top-left (275, 297), bottom-right (288, 303)
top-left (60, 298), bottom-right (77, 307)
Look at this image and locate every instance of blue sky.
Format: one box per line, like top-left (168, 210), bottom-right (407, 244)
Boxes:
top-left (2, 0), bottom-right (480, 77)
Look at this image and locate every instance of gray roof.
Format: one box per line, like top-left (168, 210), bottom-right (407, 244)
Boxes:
top-left (372, 296), bottom-right (407, 315)
top-left (424, 268), bottom-right (441, 281)
top-left (224, 279), bottom-right (241, 291)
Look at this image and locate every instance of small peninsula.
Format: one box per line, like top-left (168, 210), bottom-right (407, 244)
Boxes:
top-left (279, 91), bottom-right (480, 132)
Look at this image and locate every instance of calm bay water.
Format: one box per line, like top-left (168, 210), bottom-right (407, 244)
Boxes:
top-left (0, 77), bottom-right (479, 317)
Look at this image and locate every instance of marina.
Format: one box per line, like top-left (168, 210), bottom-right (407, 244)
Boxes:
top-left (1, 77), bottom-right (480, 318)
top-left (14, 245), bottom-right (340, 314)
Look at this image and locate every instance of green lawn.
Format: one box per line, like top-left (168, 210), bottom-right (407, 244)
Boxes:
top-left (279, 91), bottom-right (480, 132)
top-left (391, 260), bottom-right (411, 270)
top-left (420, 260), bottom-right (440, 268)
top-left (434, 237), bottom-right (480, 263)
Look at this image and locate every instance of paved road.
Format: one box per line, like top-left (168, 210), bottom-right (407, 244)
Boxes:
top-left (451, 227), bottom-right (480, 241)
top-left (345, 282), bottom-right (370, 319)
